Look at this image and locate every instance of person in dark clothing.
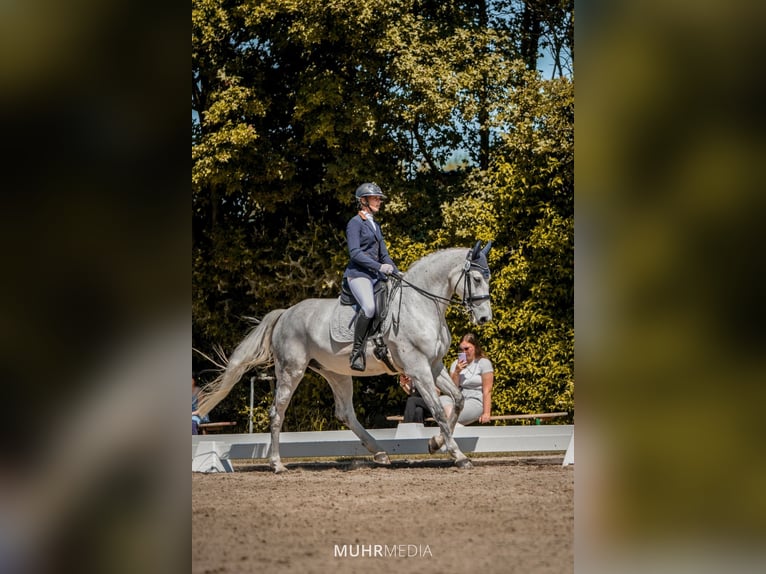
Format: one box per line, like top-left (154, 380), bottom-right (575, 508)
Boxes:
top-left (399, 374), bottom-right (433, 424)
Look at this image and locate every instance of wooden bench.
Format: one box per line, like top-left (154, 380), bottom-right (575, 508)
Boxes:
top-left (385, 412), bottom-right (569, 424)
top-left (198, 421), bottom-right (237, 434)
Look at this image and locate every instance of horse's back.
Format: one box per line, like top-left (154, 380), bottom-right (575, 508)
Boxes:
top-left (287, 297), bottom-right (338, 320)
top-left (273, 297), bottom-right (339, 341)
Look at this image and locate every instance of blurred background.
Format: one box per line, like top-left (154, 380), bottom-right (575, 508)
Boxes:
top-left (0, 1), bottom-right (188, 573)
top-left (577, 0), bottom-right (766, 572)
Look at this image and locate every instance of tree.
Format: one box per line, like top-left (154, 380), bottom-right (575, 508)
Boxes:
top-left (439, 71), bottom-right (574, 417)
top-left (192, 0), bottom-right (574, 429)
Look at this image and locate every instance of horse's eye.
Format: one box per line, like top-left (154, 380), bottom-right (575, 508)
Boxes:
top-left (473, 276), bottom-right (481, 284)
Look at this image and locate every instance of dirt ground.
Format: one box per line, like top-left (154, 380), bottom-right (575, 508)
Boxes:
top-left (192, 454), bottom-right (573, 574)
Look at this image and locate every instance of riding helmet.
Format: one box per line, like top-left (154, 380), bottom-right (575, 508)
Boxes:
top-left (355, 182), bottom-right (387, 200)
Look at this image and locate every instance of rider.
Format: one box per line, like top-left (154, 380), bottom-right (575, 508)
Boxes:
top-left (344, 182), bottom-right (399, 371)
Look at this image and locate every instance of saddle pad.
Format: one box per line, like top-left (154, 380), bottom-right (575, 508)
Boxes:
top-left (329, 300), bottom-right (358, 343)
top-left (329, 298), bottom-right (394, 345)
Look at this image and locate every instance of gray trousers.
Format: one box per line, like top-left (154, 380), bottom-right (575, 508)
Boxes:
top-left (348, 276), bottom-right (376, 319)
top-left (439, 394), bottom-right (483, 425)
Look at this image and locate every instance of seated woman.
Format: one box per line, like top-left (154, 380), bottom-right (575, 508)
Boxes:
top-left (439, 333), bottom-right (494, 425)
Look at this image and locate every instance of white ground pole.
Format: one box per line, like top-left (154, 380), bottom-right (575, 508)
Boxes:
top-left (248, 376), bottom-right (254, 434)
top-left (192, 424), bottom-right (574, 472)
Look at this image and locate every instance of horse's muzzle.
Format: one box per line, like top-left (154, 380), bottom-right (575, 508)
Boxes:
top-left (476, 313), bottom-right (491, 325)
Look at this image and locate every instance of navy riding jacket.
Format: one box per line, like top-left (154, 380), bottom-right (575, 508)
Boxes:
top-left (343, 212), bottom-right (398, 281)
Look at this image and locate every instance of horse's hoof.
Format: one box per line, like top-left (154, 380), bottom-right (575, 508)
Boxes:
top-left (428, 437), bottom-right (447, 454)
top-left (373, 452), bottom-right (391, 465)
top-left (271, 462), bottom-right (289, 474)
top-left (455, 458), bottom-right (473, 470)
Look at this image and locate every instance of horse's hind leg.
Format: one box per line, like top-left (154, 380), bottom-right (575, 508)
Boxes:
top-left (268, 363), bottom-right (305, 473)
top-left (317, 369), bottom-right (391, 465)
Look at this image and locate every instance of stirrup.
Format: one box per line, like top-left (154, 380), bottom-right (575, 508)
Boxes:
top-left (350, 358), bottom-right (366, 371)
top-left (350, 347), bottom-right (366, 371)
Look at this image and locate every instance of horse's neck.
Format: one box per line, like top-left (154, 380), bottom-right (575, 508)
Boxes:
top-left (405, 249), bottom-right (463, 300)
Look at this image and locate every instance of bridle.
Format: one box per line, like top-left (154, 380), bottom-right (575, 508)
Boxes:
top-left (459, 257), bottom-right (491, 313)
top-left (390, 249), bottom-right (491, 317)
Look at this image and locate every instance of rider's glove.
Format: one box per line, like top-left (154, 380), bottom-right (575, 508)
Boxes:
top-left (379, 263), bottom-right (394, 275)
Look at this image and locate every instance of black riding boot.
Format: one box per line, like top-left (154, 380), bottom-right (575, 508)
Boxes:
top-left (350, 314), bottom-right (373, 371)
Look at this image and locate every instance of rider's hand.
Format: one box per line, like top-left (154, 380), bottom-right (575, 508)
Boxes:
top-left (379, 263), bottom-right (394, 275)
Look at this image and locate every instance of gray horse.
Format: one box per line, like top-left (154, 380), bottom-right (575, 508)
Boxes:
top-left (197, 241), bottom-right (492, 472)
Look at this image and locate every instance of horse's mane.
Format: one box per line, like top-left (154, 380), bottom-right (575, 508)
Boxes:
top-left (404, 247), bottom-right (466, 275)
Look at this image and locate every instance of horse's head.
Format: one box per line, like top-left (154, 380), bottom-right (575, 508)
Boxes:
top-left (461, 241), bottom-right (493, 325)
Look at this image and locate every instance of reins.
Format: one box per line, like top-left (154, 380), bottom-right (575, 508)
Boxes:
top-left (391, 273), bottom-right (454, 305)
top-left (389, 253), bottom-right (491, 316)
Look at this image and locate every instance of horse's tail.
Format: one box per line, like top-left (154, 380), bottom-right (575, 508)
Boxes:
top-left (197, 308), bottom-right (286, 418)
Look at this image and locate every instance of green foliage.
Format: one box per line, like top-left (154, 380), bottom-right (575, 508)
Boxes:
top-left (192, 0), bottom-right (574, 429)
top-left (402, 72), bottom-right (574, 421)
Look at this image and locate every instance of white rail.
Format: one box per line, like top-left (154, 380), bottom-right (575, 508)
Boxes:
top-left (192, 424), bottom-right (574, 462)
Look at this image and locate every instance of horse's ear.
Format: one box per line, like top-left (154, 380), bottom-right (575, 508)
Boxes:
top-left (471, 241), bottom-right (482, 259)
top-left (481, 240), bottom-right (493, 256)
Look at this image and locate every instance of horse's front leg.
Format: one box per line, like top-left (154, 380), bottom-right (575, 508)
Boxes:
top-left (436, 368), bottom-right (463, 430)
top-left (417, 369), bottom-right (472, 469)
top-left (427, 368), bottom-right (472, 468)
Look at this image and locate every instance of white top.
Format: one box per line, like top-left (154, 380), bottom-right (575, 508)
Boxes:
top-left (449, 357), bottom-right (494, 399)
